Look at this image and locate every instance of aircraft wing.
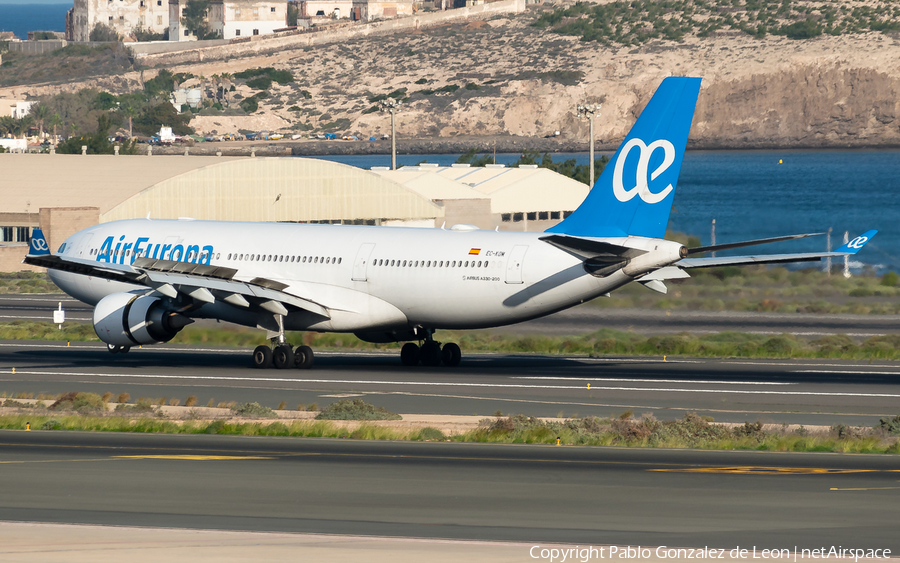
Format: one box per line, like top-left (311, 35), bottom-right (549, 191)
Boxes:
top-left (676, 230), bottom-right (877, 269)
top-left (23, 229), bottom-right (330, 320)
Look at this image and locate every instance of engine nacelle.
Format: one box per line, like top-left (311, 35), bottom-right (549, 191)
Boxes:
top-left (93, 292), bottom-right (193, 346)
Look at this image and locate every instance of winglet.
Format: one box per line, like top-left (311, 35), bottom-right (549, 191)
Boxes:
top-left (835, 230), bottom-right (878, 254)
top-left (27, 228), bottom-right (51, 256)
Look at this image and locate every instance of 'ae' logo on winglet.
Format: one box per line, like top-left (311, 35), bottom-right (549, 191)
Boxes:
top-left (30, 238), bottom-right (48, 252)
top-left (847, 236), bottom-right (868, 249)
top-left (612, 138), bottom-right (676, 204)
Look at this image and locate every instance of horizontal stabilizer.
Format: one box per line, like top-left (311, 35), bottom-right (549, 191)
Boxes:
top-left (687, 232), bottom-right (824, 255)
top-left (678, 230), bottom-right (877, 269)
top-left (540, 234), bottom-right (647, 261)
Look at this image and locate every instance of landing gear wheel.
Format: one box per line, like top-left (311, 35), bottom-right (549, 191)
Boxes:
top-left (421, 341), bottom-right (442, 367)
top-left (120, 346), bottom-right (130, 354)
top-left (273, 345), bottom-right (295, 369)
top-left (294, 345), bottom-right (314, 369)
top-left (252, 345), bottom-right (273, 369)
top-left (441, 342), bottom-right (461, 367)
top-left (107, 344), bottom-right (120, 354)
top-left (400, 342), bottom-right (420, 366)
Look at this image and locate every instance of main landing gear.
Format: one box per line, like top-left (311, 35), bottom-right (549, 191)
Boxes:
top-left (107, 343), bottom-right (130, 354)
top-left (252, 344), bottom-right (314, 370)
top-left (400, 340), bottom-right (462, 367)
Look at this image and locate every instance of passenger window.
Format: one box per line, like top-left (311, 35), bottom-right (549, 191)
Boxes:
top-left (478, 261), bottom-right (482, 267)
top-left (402, 260), bottom-right (407, 267)
top-left (338, 257), bottom-right (342, 264)
top-left (326, 257), bottom-right (331, 264)
top-left (314, 257), bottom-right (319, 263)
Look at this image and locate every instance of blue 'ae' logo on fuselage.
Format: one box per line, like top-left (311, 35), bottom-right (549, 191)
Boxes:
top-left (97, 235), bottom-right (214, 265)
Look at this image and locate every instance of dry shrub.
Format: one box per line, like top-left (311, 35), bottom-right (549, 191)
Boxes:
top-left (101, 392), bottom-right (113, 403)
top-left (116, 393), bottom-right (130, 403)
top-left (185, 396), bottom-right (197, 407)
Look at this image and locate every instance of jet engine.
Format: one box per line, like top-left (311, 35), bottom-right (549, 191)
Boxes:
top-left (93, 292), bottom-right (193, 346)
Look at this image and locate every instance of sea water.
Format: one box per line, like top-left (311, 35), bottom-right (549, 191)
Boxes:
top-left (316, 149), bottom-right (900, 272)
top-left (0, 3), bottom-right (69, 40)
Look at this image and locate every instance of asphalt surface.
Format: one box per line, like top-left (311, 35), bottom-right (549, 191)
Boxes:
top-left (3, 294), bottom-right (900, 337)
top-left (0, 431), bottom-right (897, 549)
top-left (2, 341), bottom-right (900, 426)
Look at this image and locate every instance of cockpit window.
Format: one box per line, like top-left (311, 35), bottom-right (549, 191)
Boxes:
top-left (57, 243), bottom-right (67, 253)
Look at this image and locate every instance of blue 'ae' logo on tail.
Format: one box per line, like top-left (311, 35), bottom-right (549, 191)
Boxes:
top-left (547, 76), bottom-right (702, 239)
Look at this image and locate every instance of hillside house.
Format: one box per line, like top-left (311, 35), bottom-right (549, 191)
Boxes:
top-left (67, 0), bottom-right (170, 42)
top-left (170, 0), bottom-right (288, 40)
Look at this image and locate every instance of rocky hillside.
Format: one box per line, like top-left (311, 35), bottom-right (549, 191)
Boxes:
top-left (4, 2), bottom-right (900, 149)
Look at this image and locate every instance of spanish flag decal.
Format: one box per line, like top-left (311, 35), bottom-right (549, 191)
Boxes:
top-left (469, 248), bottom-right (481, 255)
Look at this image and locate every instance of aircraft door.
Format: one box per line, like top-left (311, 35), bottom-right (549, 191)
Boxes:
top-left (352, 243), bottom-right (376, 281)
top-left (72, 233), bottom-right (93, 259)
top-left (505, 245), bottom-right (528, 284)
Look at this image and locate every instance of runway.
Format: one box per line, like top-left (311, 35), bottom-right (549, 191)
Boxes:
top-left (1, 340), bottom-right (899, 426)
top-left (0, 431), bottom-right (898, 549)
top-left (3, 294), bottom-right (899, 337)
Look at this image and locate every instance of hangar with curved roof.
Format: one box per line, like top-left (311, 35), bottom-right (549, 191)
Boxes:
top-left (0, 153), bottom-right (590, 271)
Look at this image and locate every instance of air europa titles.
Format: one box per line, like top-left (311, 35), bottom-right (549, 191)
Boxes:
top-left (96, 235), bottom-right (214, 265)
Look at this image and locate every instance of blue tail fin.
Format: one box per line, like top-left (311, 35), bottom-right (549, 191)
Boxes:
top-left (547, 76), bottom-right (701, 239)
top-left (27, 228), bottom-right (51, 256)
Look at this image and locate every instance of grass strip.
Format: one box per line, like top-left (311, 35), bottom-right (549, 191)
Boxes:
top-left (2, 410), bottom-right (899, 454)
top-left (6, 320), bottom-right (900, 361)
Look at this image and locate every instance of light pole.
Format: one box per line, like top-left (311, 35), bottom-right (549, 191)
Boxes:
top-left (380, 99), bottom-right (401, 170)
top-left (576, 103), bottom-right (601, 188)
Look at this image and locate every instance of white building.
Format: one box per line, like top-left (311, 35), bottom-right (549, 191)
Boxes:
top-left (170, 0), bottom-right (287, 40)
top-left (0, 99), bottom-right (34, 119)
top-left (298, 0), bottom-right (412, 21)
top-left (68, 0), bottom-right (170, 42)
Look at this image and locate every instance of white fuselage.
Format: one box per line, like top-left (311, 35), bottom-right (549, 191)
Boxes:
top-left (49, 219), bottom-right (679, 335)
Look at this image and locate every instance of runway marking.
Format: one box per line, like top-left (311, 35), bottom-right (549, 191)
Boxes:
top-left (0, 458), bottom-right (115, 464)
top-left (650, 466), bottom-right (875, 475)
top-left (0, 297), bottom-right (80, 302)
top-left (114, 455), bottom-right (274, 461)
top-left (0, 316), bottom-right (92, 321)
top-left (3, 370), bottom-right (900, 398)
top-left (830, 487), bottom-right (900, 491)
top-left (795, 370), bottom-right (900, 376)
top-left (514, 377), bottom-right (797, 386)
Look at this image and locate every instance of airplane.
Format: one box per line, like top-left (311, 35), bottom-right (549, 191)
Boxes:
top-left (25, 76), bottom-right (876, 369)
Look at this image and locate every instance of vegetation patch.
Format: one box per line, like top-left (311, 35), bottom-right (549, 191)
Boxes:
top-left (231, 402), bottom-right (277, 418)
top-left (315, 399), bottom-right (401, 421)
top-left (533, 0), bottom-right (900, 46)
top-left (233, 67), bottom-right (294, 85)
top-left (0, 272), bottom-right (62, 294)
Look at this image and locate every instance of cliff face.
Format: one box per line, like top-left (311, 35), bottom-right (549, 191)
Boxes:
top-left (694, 67), bottom-right (900, 148)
